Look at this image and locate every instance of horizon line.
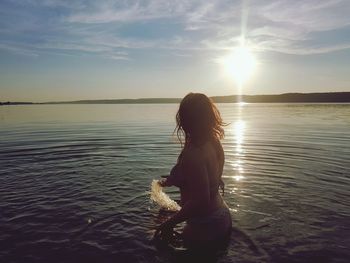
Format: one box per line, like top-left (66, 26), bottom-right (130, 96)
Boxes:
top-left (1, 91), bottom-right (350, 104)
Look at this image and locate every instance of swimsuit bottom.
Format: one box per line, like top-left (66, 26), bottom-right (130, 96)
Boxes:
top-left (187, 205), bottom-right (231, 228)
top-left (184, 205), bottom-right (232, 248)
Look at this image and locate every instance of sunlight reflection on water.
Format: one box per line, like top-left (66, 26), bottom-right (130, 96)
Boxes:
top-left (230, 108), bottom-right (246, 182)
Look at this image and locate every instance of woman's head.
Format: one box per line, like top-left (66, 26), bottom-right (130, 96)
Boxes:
top-left (175, 93), bottom-right (225, 146)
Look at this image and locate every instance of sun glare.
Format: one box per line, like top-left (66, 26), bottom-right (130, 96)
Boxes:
top-left (223, 46), bottom-right (256, 85)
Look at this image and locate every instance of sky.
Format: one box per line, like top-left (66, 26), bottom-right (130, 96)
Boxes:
top-left (0, 0), bottom-right (350, 102)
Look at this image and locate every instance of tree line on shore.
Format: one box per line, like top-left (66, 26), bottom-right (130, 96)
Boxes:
top-left (1, 92), bottom-right (350, 105)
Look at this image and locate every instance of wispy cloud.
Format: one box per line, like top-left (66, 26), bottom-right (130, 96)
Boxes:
top-left (0, 43), bottom-right (39, 57)
top-left (248, 0), bottom-right (350, 54)
top-left (0, 0), bottom-right (349, 59)
top-left (65, 0), bottom-right (195, 24)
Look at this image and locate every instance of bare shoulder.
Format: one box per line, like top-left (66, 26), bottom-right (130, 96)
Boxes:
top-left (212, 138), bottom-right (224, 160)
top-left (213, 138), bottom-right (224, 152)
top-left (181, 146), bottom-right (208, 187)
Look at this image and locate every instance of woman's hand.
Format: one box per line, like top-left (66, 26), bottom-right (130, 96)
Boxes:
top-left (154, 219), bottom-right (176, 240)
top-left (158, 176), bottom-right (172, 187)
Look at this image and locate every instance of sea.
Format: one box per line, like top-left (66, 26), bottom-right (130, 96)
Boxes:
top-left (0, 103), bottom-right (349, 263)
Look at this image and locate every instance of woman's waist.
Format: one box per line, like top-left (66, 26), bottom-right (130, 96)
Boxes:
top-left (180, 190), bottom-right (223, 208)
top-left (183, 195), bottom-right (228, 219)
top-left (187, 203), bottom-right (231, 225)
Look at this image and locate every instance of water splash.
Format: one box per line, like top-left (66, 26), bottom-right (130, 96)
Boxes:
top-left (150, 180), bottom-right (181, 211)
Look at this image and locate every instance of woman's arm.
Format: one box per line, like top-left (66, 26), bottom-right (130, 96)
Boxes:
top-left (157, 149), bottom-right (210, 228)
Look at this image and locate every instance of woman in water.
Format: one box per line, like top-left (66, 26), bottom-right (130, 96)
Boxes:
top-left (155, 93), bottom-right (232, 247)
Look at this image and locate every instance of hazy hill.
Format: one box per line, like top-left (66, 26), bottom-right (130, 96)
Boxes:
top-left (211, 92), bottom-right (350, 103)
top-left (1, 92), bottom-right (350, 105)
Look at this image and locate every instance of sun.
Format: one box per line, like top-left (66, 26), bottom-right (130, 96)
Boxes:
top-left (223, 46), bottom-right (256, 85)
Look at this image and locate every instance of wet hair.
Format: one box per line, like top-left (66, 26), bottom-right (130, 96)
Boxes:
top-left (175, 93), bottom-right (225, 147)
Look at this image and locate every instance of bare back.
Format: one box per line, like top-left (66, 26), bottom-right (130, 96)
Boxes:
top-left (180, 138), bottom-right (225, 215)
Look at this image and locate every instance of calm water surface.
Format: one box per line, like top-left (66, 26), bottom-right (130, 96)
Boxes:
top-left (0, 103), bottom-right (349, 263)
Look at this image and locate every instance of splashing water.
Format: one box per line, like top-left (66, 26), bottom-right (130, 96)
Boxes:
top-left (150, 180), bottom-right (181, 211)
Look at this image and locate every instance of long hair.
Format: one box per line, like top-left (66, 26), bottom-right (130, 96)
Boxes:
top-left (174, 93), bottom-right (225, 148)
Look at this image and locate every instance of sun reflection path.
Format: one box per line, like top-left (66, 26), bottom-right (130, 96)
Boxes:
top-left (231, 113), bottom-right (245, 181)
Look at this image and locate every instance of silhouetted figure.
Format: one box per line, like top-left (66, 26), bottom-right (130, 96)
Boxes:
top-left (155, 93), bottom-right (232, 248)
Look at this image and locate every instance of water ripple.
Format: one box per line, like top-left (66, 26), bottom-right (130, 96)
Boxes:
top-left (0, 103), bottom-right (349, 263)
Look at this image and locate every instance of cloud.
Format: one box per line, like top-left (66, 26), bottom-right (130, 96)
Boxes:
top-left (257, 0), bottom-right (349, 32)
top-left (110, 55), bottom-right (130, 61)
top-left (66, 0), bottom-right (194, 24)
top-left (247, 0), bottom-right (350, 54)
top-left (0, 42), bottom-right (39, 57)
top-left (0, 0), bottom-right (349, 59)
top-left (180, 0), bottom-right (350, 54)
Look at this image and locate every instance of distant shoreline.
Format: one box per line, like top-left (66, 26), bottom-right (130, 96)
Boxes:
top-left (1, 92), bottom-right (350, 105)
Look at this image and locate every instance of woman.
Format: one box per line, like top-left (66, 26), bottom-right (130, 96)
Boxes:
top-left (155, 93), bottom-right (232, 247)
